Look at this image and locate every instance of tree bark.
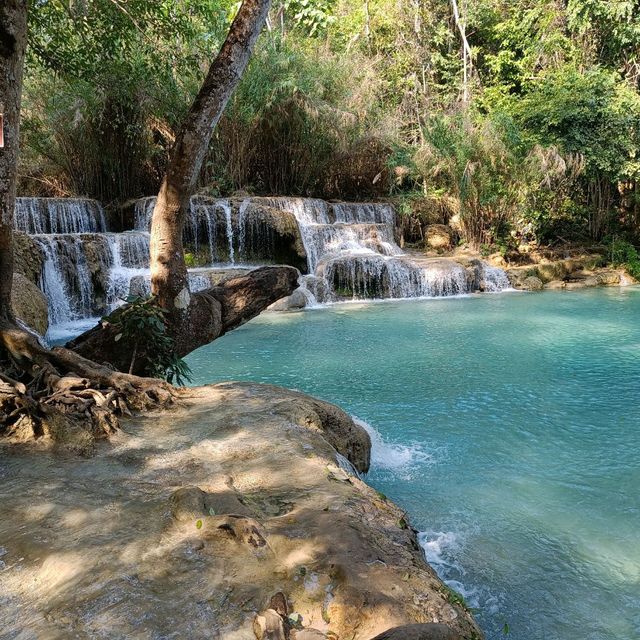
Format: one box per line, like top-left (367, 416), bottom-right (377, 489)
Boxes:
top-left (0, 0), bottom-right (27, 326)
top-left (150, 0), bottom-right (273, 317)
top-left (68, 265), bottom-right (299, 373)
top-left (68, 0), bottom-right (297, 374)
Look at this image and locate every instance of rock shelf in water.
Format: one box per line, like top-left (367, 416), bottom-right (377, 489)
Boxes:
top-left (0, 383), bottom-right (482, 639)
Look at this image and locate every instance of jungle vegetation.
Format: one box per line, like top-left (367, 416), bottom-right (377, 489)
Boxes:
top-left (20, 0), bottom-right (640, 249)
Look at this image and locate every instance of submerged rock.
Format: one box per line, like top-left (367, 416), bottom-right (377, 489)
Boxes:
top-left (268, 287), bottom-right (309, 311)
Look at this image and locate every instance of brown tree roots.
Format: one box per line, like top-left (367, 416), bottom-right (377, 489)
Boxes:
top-left (0, 319), bottom-right (176, 453)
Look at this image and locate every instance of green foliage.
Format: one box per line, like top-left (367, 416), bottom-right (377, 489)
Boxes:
top-left (606, 237), bottom-right (640, 280)
top-left (442, 584), bottom-right (468, 609)
top-left (20, 0), bottom-right (640, 246)
top-left (110, 296), bottom-right (192, 385)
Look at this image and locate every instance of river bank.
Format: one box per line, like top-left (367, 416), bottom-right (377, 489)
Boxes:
top-left (0, 382), bottom-right (482, 640)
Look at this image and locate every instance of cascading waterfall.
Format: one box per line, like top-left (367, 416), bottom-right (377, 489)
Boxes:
top-left (137, 196), bottom-right (236, 264)
top-left (237, 199), bottom-right (251, 258)
top-left (318, 255), bottom-right (469, 300)
top-left (16, 197), bottom-right (106, 234)
top-left (33, 234), bottom-right (109, 324)
top-left (261, 197), bottom-right (507, 301)
top-left (105, 232), bottom-right (151, 309)
top-left (480, 263), bottom-right (512, 292)
top-left (36, 236), bottom-right (74, 325)
top-left (17, 195), bottom-right (512, 338)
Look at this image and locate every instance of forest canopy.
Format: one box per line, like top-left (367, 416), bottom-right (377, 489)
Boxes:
top-left (21, 0), bottom-right (640, 248)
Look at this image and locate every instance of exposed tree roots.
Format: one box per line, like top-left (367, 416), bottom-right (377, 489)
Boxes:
top-left (0, 317), bottom-right (176, 453)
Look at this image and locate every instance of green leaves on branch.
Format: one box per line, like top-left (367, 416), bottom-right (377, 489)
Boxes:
top-left (107, 296), bottom-right (192, 386)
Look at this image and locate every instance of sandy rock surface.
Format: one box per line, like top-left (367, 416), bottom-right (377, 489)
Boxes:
top-left (0, 382), bottom-right (482, 640)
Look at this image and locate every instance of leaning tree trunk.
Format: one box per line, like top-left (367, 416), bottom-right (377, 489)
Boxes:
top-left (151, 0), bottom-right (273, 317)
top-left (0, 0), bottom-right (27, 329)
top-left (70, 0), bottom-right (298, 371)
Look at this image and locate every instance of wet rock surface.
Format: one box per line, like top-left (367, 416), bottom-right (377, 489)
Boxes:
top-left (0, 382), bottom-right (481, 639)
top-left (11, 272), bottom-right (49, 335)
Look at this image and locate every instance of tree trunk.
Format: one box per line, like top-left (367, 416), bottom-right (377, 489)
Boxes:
top-left (150, 0), bottom-right (273, 317)
top-left (68, 266), bottom-right (298, 373)
top-left (0, 0), bottom-right (27, 327)
top-left (68, 0), bottom-right (297, 373)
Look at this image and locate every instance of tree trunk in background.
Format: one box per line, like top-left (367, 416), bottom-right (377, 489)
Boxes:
top-left (150, 0), bottom-right (273, 318)
top-left (0, 0), bottom-right (27, 326)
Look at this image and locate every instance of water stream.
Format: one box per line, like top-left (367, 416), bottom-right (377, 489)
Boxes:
top-left (185, 288), bottom-right (640, 640)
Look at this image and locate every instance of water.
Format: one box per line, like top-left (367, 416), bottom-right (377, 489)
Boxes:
top-left (18, 195), bottom-right (508, 337)
top-left (15, 197), bottom-right (106, 234)
top-left (185, 288), bottom-right (640, 640)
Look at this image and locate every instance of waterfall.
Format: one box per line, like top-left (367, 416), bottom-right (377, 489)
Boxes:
top-left (138, 196), bottom-right (235, 264)
top-left (36, 237), bottom-right (74, 325)
top-left (105, 232), bottom-right (151, 309)
top-left (259, 198), bottom-right (511, 301)
top-left (16, 198), bottom-right (106, 234)
top-left (332, 202), bottom-right (396, 226)
top-left (134, 197), bottom-right (156, 231)
top-left (34, 234), bottom-right (105, 325)
top-left (480, 263), bottom-right (512, 292)
top-left (17, 195), bottom-right (513, 339)
top-left (318, 255), bottom-right (469, 300)
top-left (222, 202), bottom-right (235, 264)
top-left (238, 199), bottom-right (250, 258)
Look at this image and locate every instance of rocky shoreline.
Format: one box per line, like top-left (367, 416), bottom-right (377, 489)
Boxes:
top-left (0, 382), bottom-right (483, 639)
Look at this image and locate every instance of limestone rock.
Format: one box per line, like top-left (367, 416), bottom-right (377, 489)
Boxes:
top-left (0, 382), bottom-right (482, 640)
top-left (268, 287), bottom-right (309, 311)
top-left (487, 253), bottom-right (507, 268)
top-left (213, 514), bottom-right (267, 548)
top-left (13, 231), bottom-right (44, 284)
top-left (264, 385), bottom-right (372, 473)
top-left (545, 280), bottom-right (566, 290)
top-left (170, 487), bottom-right (208, 521)
top-left (521, 275), bottom-right (544, 291)
top-left (370, 623), bottom-right (461, 640)
top-left (536, 261), bottom-right (568, 282)
top-left (290, 629), bottom-right (327, 639)
top-left (254, 609), bottom-right (286, 640)
top-left (425, 224), bottom-right (454, 251)
top-left (12, 273), bottom-right (49, 335)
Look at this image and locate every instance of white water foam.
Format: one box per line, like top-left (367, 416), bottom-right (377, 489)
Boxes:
top-left (353, 416), bottom-right (432, 475)
top-left (418, 529), bottom-right (501, 616)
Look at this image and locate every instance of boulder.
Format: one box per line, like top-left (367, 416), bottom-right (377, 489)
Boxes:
top-left (521, 275), bottom-right (544, 291)
top-left (370, 623), bottom-right (461, 640)
top-left (12, 273), bottom-right (49, 335)
top-left (425, 224), bottom-right (454, 251)
top-left (268, 287), bottom-right (309, 312)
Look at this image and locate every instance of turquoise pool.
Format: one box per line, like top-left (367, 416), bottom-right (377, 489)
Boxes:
top-left (186, 288), bottom-right (640, 640)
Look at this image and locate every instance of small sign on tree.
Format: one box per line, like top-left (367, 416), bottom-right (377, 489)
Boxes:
top-left (0, 113), bottom-right (4, 148)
